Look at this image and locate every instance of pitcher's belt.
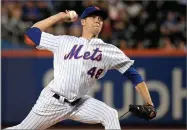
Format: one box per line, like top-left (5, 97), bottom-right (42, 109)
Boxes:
top-left (53, 93), bottom-right (81, 106)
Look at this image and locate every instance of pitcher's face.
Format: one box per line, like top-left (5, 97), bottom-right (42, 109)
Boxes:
top-left (82, 15), bottom-right (104, 35)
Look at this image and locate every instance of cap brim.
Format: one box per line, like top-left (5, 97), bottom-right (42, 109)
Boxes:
top-left (85, 10), bottom-right (108, 20)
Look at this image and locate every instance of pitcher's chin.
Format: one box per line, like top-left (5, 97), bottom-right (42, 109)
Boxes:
top-left (92, 29), bottom-right (101, 36)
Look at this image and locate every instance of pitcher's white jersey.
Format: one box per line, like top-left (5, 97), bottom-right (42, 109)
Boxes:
top-left (37, 32), bottom-right (134, 101)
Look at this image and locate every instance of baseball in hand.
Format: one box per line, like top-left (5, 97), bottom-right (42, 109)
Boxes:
top-left (69, 11), bottom-right (78, 20)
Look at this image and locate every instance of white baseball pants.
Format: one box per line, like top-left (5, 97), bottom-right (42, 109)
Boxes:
top-left (5, 87), bottom-right (121, 130)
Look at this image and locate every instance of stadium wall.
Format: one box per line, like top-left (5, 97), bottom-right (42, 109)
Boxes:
top-left (2, 50), bottom-right (186, 126)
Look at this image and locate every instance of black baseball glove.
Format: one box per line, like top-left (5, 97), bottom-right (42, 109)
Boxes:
top-left (129, 104), bottom-right (157, 120)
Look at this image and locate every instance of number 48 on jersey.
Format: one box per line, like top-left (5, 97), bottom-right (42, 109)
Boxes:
top-left (87, 67), bottom-right (103, 79)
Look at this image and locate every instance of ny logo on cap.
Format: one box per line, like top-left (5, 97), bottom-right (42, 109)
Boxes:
top-left (94, 6), bottom-right (100, 10)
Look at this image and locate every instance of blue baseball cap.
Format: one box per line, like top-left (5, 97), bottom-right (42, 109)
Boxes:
top-left (81, 6), bottom-right (108, 20)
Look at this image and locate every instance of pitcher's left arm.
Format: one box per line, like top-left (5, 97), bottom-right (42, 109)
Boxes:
top-left (123, 66), bottom-right (153, 106)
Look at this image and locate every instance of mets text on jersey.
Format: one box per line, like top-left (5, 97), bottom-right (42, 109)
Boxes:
top-left (64, 45), bottom-right (102, 61)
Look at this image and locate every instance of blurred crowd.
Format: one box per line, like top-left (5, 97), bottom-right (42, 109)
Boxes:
top-left (1, 0), bottom-right (186, 51)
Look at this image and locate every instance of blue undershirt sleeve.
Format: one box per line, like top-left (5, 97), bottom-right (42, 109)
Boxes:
top-left (123, 65), bottom-right (144, 87)
top-left (25, 27), bottom-right (42, 45)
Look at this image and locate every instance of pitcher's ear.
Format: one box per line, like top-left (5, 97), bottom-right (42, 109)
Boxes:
top-left (81, 19), bottom-right (85, 26)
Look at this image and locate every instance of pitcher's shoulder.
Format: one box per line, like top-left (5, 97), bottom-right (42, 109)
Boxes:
top-left (103, 42), bottom-right (119, 48)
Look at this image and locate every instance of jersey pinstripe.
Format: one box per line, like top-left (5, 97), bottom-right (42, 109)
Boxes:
top-left (37, 33), bottom-right (134, 102)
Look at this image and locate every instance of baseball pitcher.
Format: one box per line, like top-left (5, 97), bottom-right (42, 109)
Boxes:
top-left (5, 7), bottom-right (156, 130)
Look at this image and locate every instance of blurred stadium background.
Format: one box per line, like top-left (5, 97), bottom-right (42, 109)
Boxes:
top-left (1, 0), bottom-right (186, 129)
